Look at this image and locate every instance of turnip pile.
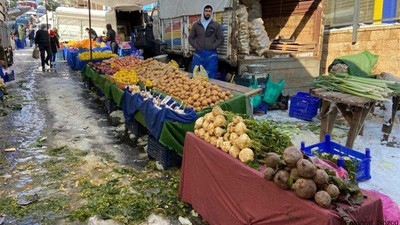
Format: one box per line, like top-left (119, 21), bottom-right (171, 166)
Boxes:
top-left (263, 146), bottom-right (364, 208)
top-left (194, 106), bottom-right (254, 163)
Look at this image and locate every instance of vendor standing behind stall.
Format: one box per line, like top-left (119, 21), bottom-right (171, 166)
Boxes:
top-left (105, 24), bottom-right (117, 54)
top-left (189, 4), bottom-right (223, 79)
top-left (86, 28), bottom-right (98, 41)
top-left (144, 17), bottom-right (155, 59)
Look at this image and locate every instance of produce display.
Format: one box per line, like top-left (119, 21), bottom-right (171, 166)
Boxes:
top-left (113, 69), bottom-right (139, 85)
top-left (195, 106), bottom-right (254, 163)
top-left (194, 107), bottom-right (365, 211)
top-left (135, 59), bottom-right (234, 111)
top-left (263, 146), bottom-right (364, 209)
top-left (90, 62), bottom-right (118, 75)
top-left (78, 51), bottom-right (118, 61)
top-left (65, 39), bottom-right (106, 49)
top-left (104, 56), bottom-right (143, 71)
top-left (312, 73), bottom-right (400, 101)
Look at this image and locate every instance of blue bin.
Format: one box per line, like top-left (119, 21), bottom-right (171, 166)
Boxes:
top-left (0, 70), bottom-right (15, 83)
top-left (253, 101), bottom-right (268, 114)
top-left (118, 48), bottom-right (131, 57)
top-left (289, 92), bottom-right (320, 121)
top-left (301, 134), bottom-right (371, 182)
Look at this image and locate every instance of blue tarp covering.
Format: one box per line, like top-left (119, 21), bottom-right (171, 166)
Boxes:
top-left (66, 46), bottom-right (112, 69)
top-left (122, 90), bottom-right (198, 139)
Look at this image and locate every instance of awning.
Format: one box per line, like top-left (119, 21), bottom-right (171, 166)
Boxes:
top-left (90, 0), bottom-right (157, 11)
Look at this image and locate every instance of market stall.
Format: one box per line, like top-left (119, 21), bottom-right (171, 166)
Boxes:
top-left (81, 56), bottom-right (254, 158)
top-left (179, 132), bottom-right (383, 225)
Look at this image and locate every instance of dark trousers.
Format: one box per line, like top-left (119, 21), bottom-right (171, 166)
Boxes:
top-left (111, 42), bottom-right (118, 54)
top-left (29, 39), bottom-right (35, 47)
top-left (39, 46), bottom-right (51, 68)
top-left (51, 51), bottom-right (57, 62)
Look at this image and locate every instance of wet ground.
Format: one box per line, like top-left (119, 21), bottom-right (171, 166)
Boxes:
top-left (0, 49), bottom-right (205, 225)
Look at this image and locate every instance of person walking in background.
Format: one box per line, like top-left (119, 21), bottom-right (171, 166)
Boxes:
top-left (14, 28), bottom-right (19, 50)
top-left (189, 4), bottom-right (223, 79)
top-left (35, 24), bottom-right (51, 72)
top-left (49, 30), bottom-right (59, 65)
top-left (53, 28), bottom-right (60, 40)
top-left (86, 28), bottom-right (98, 41)
top-left (105, 24), bottom-right (117, 54)
top-left (29, 28), bottom-right (35, 47)
top-left (18, 25), bottom-right (26, 47)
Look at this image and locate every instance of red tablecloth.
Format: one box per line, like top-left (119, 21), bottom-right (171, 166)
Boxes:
top-left (179, 133), bottom-right (383, 225)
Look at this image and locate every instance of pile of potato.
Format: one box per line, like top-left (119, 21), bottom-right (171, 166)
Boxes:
top-left (194, 106), bottom-right (254, 163)
top-left (264, 147), bottom-right (340, 208)
top-left (133, 59), bottom-right (234, 111)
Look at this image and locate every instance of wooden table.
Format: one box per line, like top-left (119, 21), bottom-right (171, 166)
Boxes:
top-left (381, 94), bottom-right (400, 141)
top-left (210, 79), bottom-right (262, 97)
top-left (312, 89), bottom-right (376, 148)
top-left (211, 79), bottom-right (262, 116)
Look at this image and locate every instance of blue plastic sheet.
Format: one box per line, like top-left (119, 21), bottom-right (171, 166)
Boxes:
top-left (122, 90), bottom-right (198, 139)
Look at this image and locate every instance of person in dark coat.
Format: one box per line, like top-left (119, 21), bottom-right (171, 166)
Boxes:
top-left (105, 24), bottom-right (117, 54)
top-left (49, 30), bottom-right (59, 64)
top-left (144, 17), bottom-right (155, 59)
top-left (35, 24), bottom-right (51, 72)
top-left (29, 28), bottom-right (35, 47)
top-left (189, 4), bottom-right (223, 79)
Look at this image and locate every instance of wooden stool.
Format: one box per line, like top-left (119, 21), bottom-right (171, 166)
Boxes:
top-left (312, 89), bottom-right (376, 148)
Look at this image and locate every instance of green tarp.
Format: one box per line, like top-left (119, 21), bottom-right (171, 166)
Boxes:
top-left (82, 65), bottom-right (249, 156)
top-left (82, 66), bottom-right (124, 106)
top-left (331, 50), bottom-right (379, 77)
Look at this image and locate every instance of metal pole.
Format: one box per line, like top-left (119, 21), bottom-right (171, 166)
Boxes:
top-left (88, 0), bottom-right (93, 61)
top-left (352, 0), bottom-right (361, 44)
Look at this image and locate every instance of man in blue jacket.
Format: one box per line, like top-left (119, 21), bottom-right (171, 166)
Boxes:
top-left (189, 4), bottom-right (223, 79)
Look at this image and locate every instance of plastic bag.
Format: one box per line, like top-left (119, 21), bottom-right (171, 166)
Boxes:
top-left (193, 65), bottom-right (209, 81)
top-left (236, 5), bottom-right (250, 54)
top-left (249, 76), bottom-right (262, 108)
top-left (32, 46), bottom-right (39, 59)
top-left (264, 75), bottom-right (285, 105)
top-left (249, 18), bottom-right (270, 56)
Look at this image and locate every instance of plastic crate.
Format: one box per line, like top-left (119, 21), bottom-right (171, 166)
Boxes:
top-left (1, 70), bottom-right (15, 83)
top-left (118, 48), bottom-right (131, 57)
top-left (289, 92), bottom-right (320, 121)
top-left (126, 120), bottom-right (147, 137)
top-left (300, 134), bottom-right (371, 182)
top-left (147, 135), bottom-right (181, 170)
top-left (105, 98), bottom-right (117, 114)
top-left (253, 101), bottom-right (268, 114)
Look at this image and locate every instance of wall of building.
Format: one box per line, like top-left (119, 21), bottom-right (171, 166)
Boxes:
top-left (321, 24), bottom-right (400, 79)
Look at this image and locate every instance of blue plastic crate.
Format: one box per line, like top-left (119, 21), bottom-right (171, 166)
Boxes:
top-left (253, 101), bottom-right (268, 114)
top-left (148, 135), bottom-right (181, 170)
top-left (289, 92), bottom-right (320, 121)
top-left (300, 134), bottom-right (371, 182)
top-left (1, 70), bottom-right (15, 83)
top-left (118, 48), bottom-right (131, 57)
